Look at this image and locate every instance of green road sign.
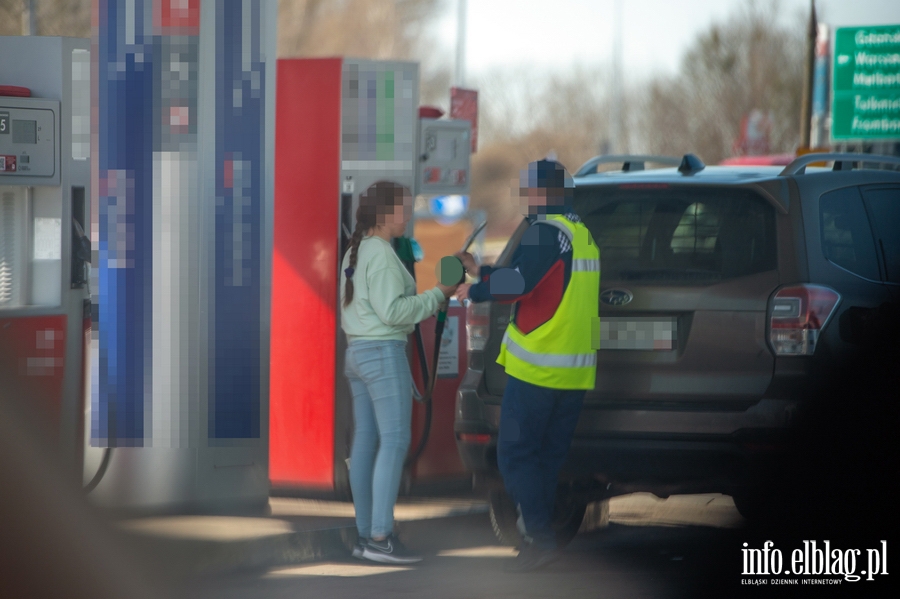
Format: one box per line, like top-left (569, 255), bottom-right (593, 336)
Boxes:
top-left (832, 25), bottom-right (900, 141)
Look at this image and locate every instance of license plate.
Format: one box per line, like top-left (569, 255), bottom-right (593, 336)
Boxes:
top-left (593, 317), bottom-right (677, 350)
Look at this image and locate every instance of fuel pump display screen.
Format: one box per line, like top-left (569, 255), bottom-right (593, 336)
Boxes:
top-left (12, 119), bottom-right (37, 144)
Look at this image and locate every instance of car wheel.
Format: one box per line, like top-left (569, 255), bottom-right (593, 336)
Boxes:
top-left (488, 489), bottom-right (521, 546)
top-left (731, 488), bottom-right (782, 523)
top-left (552, 491), bottom-right (588, 548)
top-left (731, 491), bottom-right (761, 521)
top-left (488, 488), bottom-right (588, 548)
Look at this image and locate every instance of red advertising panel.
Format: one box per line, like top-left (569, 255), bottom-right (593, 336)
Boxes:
top-left (450, 86), bottom-right (478, 153)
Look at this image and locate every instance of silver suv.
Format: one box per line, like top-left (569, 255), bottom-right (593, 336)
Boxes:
top-left (455, 153), bottom-right (900, 542)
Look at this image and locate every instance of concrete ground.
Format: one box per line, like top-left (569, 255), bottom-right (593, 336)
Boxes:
top-left (111, 492), bottom-right (744, 589)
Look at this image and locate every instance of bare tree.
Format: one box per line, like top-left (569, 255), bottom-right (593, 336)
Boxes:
top-left (0, 0), bottom-right (89, 37)
top-left (636, 0), bottom-right (805, 163)
top-left (464, 63), bottom-right (618, 235)
top-left (0, 0), bottom-right (23, 35)
top-left (36, 0), bottom-right (90, 37)
top-left (277, 1), bottom-right (450, 110)
top-left (1, 0), bottom-right (444, 65)
top-left (278, 0), bottom-right (443, 60)
top-left (467, 0), bottom-right (807, 235)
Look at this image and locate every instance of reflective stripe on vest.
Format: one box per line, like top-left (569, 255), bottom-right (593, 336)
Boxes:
top-left (502, 330), bottom-right (597, 368)
top-left (572, 259), bottom-right (600, 272)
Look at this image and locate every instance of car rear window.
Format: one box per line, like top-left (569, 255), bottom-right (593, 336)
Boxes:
top-left (575, 187), bottom-right (777, 282)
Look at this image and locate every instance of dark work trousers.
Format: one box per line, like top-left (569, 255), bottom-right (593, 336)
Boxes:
top-left (497, 374), bottom-right (585, 550)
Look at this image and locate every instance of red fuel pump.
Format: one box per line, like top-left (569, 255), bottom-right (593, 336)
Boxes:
top-left (270, 58), bottom-right (472, 497)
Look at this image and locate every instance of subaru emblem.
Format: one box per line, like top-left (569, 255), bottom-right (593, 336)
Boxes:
top-left (600, 289), bottom-right (633, 307)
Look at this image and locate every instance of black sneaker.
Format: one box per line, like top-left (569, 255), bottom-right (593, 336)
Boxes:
top-left (361, 534), bottom-right (423, 564)
top-left (505, 542), bottom-right (559, 573)
top-left (352, 537), bottom-right (367, 560)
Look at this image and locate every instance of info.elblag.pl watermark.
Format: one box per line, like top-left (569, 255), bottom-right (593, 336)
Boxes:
top-left (741, 540), bottom-right (888, 585)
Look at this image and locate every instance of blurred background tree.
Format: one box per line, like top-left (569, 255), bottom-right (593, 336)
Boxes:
top-left (469, 0), bottom-right (805, 236)
top-left (0, 0), bottom-right (90, 37)
top-left (277, 0), bottom-right (451, 106)
top-left (635, 1), bottom-right (804, 164)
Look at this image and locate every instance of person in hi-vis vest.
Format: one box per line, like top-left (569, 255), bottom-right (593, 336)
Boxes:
top-left (456, 159), bottom-right (600, 573)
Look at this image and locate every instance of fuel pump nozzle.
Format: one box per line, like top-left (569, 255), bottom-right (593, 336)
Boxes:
top-left (428, 218), bottom-right (486, 396)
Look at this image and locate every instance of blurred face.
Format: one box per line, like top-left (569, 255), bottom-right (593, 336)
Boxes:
top-left (518, 186), bottom-right (566, 216)
top-left (375, 192), bottom-right (413, 237)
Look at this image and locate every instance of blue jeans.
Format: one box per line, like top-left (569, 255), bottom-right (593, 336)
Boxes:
top-left (344, 339), bottom-right (412, 539)
top-left (497, 375), bottom-right (585, 549)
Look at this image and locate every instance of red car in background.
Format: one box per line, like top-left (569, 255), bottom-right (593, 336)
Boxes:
top-left (719, 153), bottom-right (796, 166)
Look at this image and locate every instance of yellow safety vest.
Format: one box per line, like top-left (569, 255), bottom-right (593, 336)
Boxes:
top-left (497, 215), bottom-right (600, 390)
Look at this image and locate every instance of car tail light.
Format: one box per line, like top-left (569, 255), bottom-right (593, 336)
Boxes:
top-left (768, 284), bottom-right (841, 356)
top-left (465, 300), bottom-right (491, 351)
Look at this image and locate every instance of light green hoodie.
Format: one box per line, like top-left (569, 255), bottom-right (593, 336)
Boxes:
top-left (340, 236), bottom-right (445, 342)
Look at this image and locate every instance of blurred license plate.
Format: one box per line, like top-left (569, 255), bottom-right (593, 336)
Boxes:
top-left (593, 317), bottom-right (677, 350)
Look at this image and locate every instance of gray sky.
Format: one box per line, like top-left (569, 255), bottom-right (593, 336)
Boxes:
top-left (434, 0), bottom-right (900, 79)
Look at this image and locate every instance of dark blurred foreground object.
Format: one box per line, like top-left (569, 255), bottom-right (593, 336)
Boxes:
top-left (0, 395), bottom-right (166, 599)
top-left (839, 301), bottom-right (900, 350)
top-left (746, 300), bottom-right (900, 540)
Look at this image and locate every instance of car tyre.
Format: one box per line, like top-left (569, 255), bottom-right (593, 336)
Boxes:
top-left (488, 489), bottom-right (521, 546)
top-left (552, 491), bottom-right (588, 548)
top-left (731, 488), bottom-right (786, 523)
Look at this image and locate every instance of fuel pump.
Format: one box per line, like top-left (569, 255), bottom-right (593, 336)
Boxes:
top-left (0, 36), bottom-right (92, 483)
top-left (271, 58), bottom-right (474, 497)
top-left (79, 3), bottom-right (277, 514)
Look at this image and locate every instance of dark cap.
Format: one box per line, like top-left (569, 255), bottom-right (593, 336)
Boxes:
top-left (520, 159), bottom-right (573, 190)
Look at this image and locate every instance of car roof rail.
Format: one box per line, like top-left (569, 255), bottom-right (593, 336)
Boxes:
top-left (678, 153), bottom-right (706, 175)
top-left (575, 154), bottom-right (681, 177)
top-left (779, 153), bottom-right (900, 176)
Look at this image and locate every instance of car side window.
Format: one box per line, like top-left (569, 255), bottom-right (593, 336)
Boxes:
top-left (861, 186), bottom-right (900, 284)
top-left (819, 187), bottom-right (880, 281)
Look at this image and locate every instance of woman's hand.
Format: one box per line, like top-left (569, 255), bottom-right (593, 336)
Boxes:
top-left (454, 251), bottom-right (477, 275)
top-left (437, 282), bottom-right (460, 299)
top-left (455, 283), bottom-right (472, 302)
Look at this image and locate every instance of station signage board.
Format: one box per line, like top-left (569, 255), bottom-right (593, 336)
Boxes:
top-left (832, 25), bottom-right (900, 141)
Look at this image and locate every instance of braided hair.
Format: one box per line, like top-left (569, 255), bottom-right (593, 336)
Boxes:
top-left (342, 181), bottom-right (410, 308)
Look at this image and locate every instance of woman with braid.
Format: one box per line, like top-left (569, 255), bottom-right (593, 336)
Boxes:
top-left (340, 180), bottom-right (459, 564)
